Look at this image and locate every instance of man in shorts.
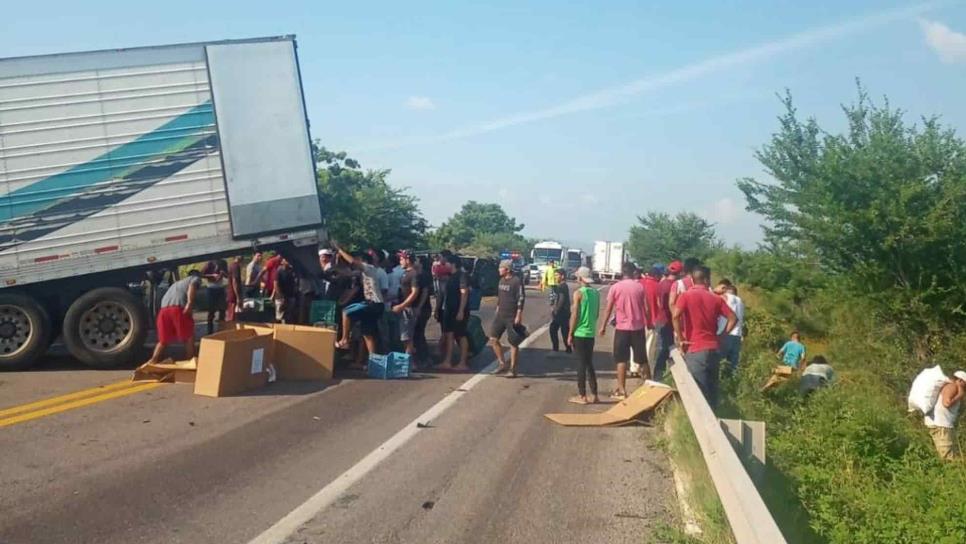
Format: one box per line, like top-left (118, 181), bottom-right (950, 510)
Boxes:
top-left (599, 261), bottom-right (649, 399)
top-left (392, 251), bottom-right (422, 357)
top-left (441, 255), bottom-right (471, 370)
top-left (147, 270), bottom-right (201, 365)
top-left (491, 259), bottom-right (526, 377)
top-left (333, 242), bottom-right (386, 365)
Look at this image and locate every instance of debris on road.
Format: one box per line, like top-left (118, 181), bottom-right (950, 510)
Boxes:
top-left (544, 382), bottom-right (674, 427)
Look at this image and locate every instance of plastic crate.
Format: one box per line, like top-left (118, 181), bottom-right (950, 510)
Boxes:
top-left (309, 300), bottom-right (337, 325)
top-left (367, 352), bottom-right (411, 379)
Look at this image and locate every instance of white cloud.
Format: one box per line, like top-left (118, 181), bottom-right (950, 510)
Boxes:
top-left (365, 2), bottom-right (939, 151)
top-left (404, 96), bottom-right (436, 111)
top-left (705, 197), bottom-right (742, 226)
top-left (919, 19), bottom-right (966, 63)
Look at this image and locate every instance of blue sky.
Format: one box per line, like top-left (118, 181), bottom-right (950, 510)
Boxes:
top-left (3, 1), bottom-right (965, 251)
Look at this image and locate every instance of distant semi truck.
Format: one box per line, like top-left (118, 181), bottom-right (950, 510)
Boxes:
top-left (592, 241), bottom-right (626, 281)
top-left (0, 36), bottom-right (324, 370)
top-left (564, 248), bottom-right (585, 278)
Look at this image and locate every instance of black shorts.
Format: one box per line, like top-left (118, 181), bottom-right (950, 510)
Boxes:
top-left (349, 302), bottom-right (384, 337)
top-left (613, 329), bottom-right (646, 364)
top-left (441, 312), bottom-right (468, 338)
top-left (489, 316), bottom-right (515, 340)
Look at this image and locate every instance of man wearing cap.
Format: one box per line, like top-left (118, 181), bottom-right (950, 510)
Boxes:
top-left (925, 370), bottom-right (966, 460)
top-left (655, 261), bottom-right (682, 376)
top-left (491, 259), bottom-right (526, 377)
top-left (392, 251), bottom-right (421, 358)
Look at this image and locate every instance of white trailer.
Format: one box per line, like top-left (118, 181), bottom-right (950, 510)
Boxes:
top-left (0, 36), bottom-right (324, 369)
top-left (592, 241), bottom-right (626, 281)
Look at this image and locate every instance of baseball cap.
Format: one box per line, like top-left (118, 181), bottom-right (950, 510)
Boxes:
top-left (649, 265), bottom-right (664, 278)
top-left (397, 250), bottom-right (413, 260)
top-left (955, 370), bottom-right (966, 382)
top-left (499, 259), bottom-right (513, 270)
top-left (319, 249), bottom-right (333, 257)
top-left (667, 260), bottom-right (683, 274)
top-left (575, 266), bottom-right (593, 283)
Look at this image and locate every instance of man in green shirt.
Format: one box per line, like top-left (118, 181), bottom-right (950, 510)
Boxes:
top-left (567, 267), bottom-right (600, 404)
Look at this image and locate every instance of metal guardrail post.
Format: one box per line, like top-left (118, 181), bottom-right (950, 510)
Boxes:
top-left (669, 348), bottom-right (787, 544)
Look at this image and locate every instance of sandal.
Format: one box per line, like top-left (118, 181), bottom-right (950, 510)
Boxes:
top-left (568, 396), bottom-right (589, 405)
top-left (610, 391), bottom-right (627, 400)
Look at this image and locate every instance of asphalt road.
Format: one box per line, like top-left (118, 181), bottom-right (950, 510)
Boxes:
top-left (0, 284), bottom-right (674, 544)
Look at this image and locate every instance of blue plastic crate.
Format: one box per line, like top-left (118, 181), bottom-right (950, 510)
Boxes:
top-left (367, 352), bottom-right (411, 379)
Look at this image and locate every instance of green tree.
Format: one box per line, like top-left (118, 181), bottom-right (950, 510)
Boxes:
top-left (431, 201), bottom-right (526, 253)
top-left (627, 211), bottom-right (719, 265)
top-left (737, 87), bottom-right (966, 346)
top-left (314, 144), bottom-right (427, 250)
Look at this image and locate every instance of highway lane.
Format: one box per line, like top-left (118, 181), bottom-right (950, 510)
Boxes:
top-left (0, 284), bottom-right (674, 543)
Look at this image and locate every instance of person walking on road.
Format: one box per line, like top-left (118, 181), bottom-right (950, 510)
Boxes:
top-left (146, 270), bottom-right (201, 365)
top-left (672, 267), bottom-right (736, 406)
top-left (599, 262), bottom-right (649, 399)
top-left (549, 268), bottom-right (571, 353)
top-left (540, 260), bottom-right (559, 296)
top-left (391, 251), bottom-right (421, 358)
top-left (441, 255), bottom-right (472, 371)
top-left (653, 261), bottom-right (681, 379)
top-left (925, 370), bottom-right (966, 460)
top-left (643, 265), bottom-right (666, 378)
top-left (568, 267), bottom-right (600, 405)
top-left (778, 331), bottom-right (807, 371)
top-left (491, 260), bottom-right (526, 377)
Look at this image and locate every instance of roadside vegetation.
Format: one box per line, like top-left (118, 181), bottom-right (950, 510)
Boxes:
top-left (643, 86), bottom-right (966, 543)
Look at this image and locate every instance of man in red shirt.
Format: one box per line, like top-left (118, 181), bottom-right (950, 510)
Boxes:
top-left (642, 265), bottom-right (665, 378)
top-left (672, 266), bottom-right (737, 406)
top-left (654, 261), bottom-right (680, 378)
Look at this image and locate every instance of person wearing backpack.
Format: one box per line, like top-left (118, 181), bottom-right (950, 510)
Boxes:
top-left (925, 370), bottom-right (966, 460)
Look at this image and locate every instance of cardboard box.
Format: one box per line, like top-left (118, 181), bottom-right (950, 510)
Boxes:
top-left (234, 323), bottom-right (336, 381)
top-left (194, 328), bottom-right (274, 397)
top-left (545, 383), bottom-right (675, 427)
top-left (132, 358), bottom-right (197, 384)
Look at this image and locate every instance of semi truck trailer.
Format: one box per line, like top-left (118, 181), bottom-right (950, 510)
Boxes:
top-left (592, 241), bottom-right (626, 281)
top-left (0, 36), bottom-right (324, 370)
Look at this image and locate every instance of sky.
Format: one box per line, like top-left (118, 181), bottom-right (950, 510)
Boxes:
top-left (2, 1), bottom-right (965, 251)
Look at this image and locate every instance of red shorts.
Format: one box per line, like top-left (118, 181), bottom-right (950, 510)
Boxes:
top-left (156, 306), bottom-right (195, 344)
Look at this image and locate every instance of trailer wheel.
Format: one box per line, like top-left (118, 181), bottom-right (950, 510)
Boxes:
top-left (63, 288), bottom-right (147, 369)
top-left (0, 293), bottom-right (52, 371)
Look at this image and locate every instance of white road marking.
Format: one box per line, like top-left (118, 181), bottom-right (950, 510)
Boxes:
top-left (248, 321), bottom-right (553, 544)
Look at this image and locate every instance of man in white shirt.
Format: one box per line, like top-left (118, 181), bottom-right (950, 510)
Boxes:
top-left (715, 280), bottom-right (745, 372)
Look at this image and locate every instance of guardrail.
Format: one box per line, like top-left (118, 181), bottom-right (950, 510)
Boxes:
top-left (669, 349), bottom-right (787, 544)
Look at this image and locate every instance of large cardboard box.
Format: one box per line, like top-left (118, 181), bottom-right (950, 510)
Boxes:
top-left (235, 323), bottom-right (336, 381)
top-left (545, 383), bottom-right (675, 427)
top-left (194, 328), bottom-right (274, 397)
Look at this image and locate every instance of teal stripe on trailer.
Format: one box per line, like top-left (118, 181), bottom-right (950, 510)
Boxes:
top-left (0, 101), bottom-right (215, 222)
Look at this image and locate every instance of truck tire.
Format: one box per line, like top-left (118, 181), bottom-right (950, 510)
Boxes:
top-left (63, 288), bottom-right (148, 369)
top-left (0, 293), bottom-right (52, 371)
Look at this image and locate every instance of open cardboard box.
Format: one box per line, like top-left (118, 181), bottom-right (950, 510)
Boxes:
top-left (194, 328), bottom-right (275, 397)
top-left (132, 358), bottom-right (197, 384)
top-left (545, 382), bottom-right (675, 427)
top-left (761, 365), bottom-right (795, 391)
top-left (234, 322), bottom-right (336, 381)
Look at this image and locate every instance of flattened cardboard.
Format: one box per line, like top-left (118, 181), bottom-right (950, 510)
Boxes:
top-left (235, 322), bottom-right (336, 381)
top-left (132, 358), bottom-right (197, 384)
top-left (194, 328), bottom-right (274, 397)
top-left (545, 384), bottom-right (675, 427)
top-left (761, 366), bottom-right (794, 391)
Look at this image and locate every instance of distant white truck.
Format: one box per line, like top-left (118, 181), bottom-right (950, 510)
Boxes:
top-left (593, 241), bottom-right (626, 281)
top-left (0, 36), bottom-right (324, 370)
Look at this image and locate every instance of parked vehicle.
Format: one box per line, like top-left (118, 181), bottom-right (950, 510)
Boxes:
top-left (592, 241), bottom-right (626, 281)
top-left (529, 240), bottom-right (565, 284)
top-left (564, 248), bottom-right (585, 278)
top-left (0, 36), bottom-right (324, 370)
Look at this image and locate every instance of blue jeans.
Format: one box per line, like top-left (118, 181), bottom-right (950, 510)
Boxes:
top-left (684, 349), bottom-right (721, 407)
top-left (654, 323), bottom-right (673, 380)
top-left (718, 335), bottom-right (742, 372)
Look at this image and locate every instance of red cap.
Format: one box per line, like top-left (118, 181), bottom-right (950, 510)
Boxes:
top-left (667, 260), bottom-right (683, 274)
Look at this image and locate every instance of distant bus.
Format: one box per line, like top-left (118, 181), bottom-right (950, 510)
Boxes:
top-left (529, 241), bottom-right (565, 284)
